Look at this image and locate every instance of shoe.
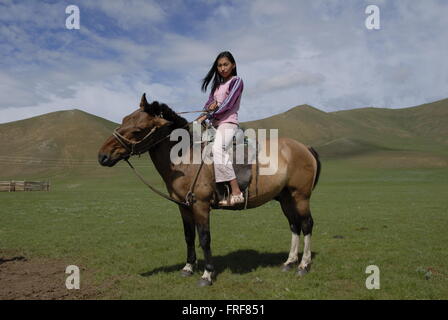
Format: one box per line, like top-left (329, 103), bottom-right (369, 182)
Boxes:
top-left (218, 192), bottom-right (245, 206)
top-left (230, 192), bottom-right (245, 205)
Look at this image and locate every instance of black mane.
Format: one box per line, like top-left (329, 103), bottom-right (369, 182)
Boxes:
top-left (145, 101), bottom-right (189, 129)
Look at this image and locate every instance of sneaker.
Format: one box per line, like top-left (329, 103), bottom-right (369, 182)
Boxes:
top-left (229, 192), bottom-right (245, 205)
top-left (218, 192), bottom-right (245, 206)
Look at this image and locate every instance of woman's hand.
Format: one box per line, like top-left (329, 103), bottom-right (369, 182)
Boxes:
top-left (208, 101), bottom-right (218, 111)
top-left (196, 114), bottom-right (208, 123)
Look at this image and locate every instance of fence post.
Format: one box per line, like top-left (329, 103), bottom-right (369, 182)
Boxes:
top-left (1, 180), bottom-right (51, 192)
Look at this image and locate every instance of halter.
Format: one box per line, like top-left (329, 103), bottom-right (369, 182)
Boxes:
top-left (110, 119), bottom-right (200, 207)
top-left (112, 126), bottom-right (158, 156)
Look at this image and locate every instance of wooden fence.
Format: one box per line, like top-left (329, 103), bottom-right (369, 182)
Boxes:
top-left (0, 180), bottom-right (50, 192)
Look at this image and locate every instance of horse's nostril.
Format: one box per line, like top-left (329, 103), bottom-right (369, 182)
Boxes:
top-left (98, 154), bottom-right (108, 165)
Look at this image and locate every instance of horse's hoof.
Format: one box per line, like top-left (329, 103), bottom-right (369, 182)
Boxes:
top-left (197, 278), bottom-right (212, 287)
top-left (180, 270), bottom-right (194, 277)
top-left (281, 264), bottom-right (294, 272)
top-left (297, 267), bottom-right (308, 277)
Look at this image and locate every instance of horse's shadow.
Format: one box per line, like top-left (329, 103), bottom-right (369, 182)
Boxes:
top-left (140, 249), bottom-right (318, 278)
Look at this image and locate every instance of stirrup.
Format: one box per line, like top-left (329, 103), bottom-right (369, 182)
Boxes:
top-left (218, 197), bottom-right (229, 206)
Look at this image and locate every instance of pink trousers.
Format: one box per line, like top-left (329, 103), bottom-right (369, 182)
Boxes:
top-left (212, 123), bottom-right (238, 183)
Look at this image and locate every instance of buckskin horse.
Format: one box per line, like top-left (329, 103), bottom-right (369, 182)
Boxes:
top-left (98, 94), bottom-right (321, 286)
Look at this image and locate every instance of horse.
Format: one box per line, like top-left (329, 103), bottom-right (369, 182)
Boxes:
top-left (98, 94), bottom-right (321, 286)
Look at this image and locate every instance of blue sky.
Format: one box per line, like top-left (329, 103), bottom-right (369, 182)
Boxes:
top-left (1, 0), bottom-right (447, 124)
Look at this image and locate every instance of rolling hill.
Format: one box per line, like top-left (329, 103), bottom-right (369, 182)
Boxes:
top-left (244, 98), bottom-right (448, 166)
top-left (0, 109), bottom-right (117, 177)
top-left (0, 98), bottom-right (447, 179)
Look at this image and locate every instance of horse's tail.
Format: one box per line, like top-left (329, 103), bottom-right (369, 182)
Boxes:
top-left (308, 146), bottom-right (321, 190)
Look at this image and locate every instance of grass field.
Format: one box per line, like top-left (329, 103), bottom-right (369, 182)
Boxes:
top-left (1, 157), bottom-right (447, 300)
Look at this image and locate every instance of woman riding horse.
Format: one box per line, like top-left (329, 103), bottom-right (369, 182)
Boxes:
top-left (98, 95), bottom-right (320, 287)
top-left (197, 51), bottom-right (245, 206)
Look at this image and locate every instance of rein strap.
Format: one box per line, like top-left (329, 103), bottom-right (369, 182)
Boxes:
top-left (125, 159), bottom-right (191, 207)
top-left (115, 121), bottom-right (206, 208)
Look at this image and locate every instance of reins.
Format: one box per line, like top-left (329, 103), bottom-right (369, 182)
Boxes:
top-left (114, 120), bottom-right (207, 207)
top-left (124, 158), bottom-right (192, 207)
top-left (176, 110), bottom-right (204, 115)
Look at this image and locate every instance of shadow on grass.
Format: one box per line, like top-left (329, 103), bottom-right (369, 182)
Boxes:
top-left (140, 249), bottom-right (318, 278)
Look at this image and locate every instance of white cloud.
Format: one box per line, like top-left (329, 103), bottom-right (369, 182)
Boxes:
top-left (255, 71), bottom-right (325, 93)
top-left (84, 0), bottom-right (166, 29)
top-left (1, 0), bottom-right (448, 124)
top-left (0, 1), bottom-right (63, 29)
top-left (0, 76), bottom-right (182, 124)
top-left (154, 33), bottom-right (217, 69)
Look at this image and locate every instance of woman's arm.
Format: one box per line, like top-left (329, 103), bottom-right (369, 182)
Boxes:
top-left (209, 77), bottom-right (243, 118)
top-left (203, 91), bottom-right (215, 111)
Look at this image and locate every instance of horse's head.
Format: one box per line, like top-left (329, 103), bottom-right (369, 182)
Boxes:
top-left (98, 93), bottom-right (174, 167)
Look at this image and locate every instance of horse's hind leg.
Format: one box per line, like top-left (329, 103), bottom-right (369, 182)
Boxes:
top-left (297, 198), bottom-right (313, 276)
top-left (279, 190), bottom-right (302, 271)
top-left (281, 227), bottom-right (300, 272)
top-left (279, 190), bottom-right (314, 276)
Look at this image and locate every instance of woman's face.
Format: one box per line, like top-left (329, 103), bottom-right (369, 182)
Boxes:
top-left (217, 57), bottom-right (235, 80)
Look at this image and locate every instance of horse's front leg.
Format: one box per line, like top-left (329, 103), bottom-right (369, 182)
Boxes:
top-left (194, 202), bottom-right (213, 287)
top-left (179, 205), bottom-right (196, 277)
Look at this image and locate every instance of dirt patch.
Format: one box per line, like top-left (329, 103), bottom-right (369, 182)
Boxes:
top-left (0, 251), bottom-right (102, 300)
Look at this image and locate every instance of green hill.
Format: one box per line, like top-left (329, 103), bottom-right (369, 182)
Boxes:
top-left (0, 109), bottom-right (118, 178)
top-left (0, 98), bottom-right (447, 179)
top-left (243, 98), bottom-right (448, 167)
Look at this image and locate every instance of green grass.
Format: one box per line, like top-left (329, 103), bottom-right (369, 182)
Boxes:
top-left (1, 159), bottom-right (447, 299)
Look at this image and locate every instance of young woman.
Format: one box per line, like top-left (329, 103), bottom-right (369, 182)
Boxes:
top-left (197, 51), bottom-right (244, 206)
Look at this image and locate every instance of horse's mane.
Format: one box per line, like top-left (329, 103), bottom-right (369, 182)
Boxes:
top-left (144, 101), bottom-right (189, 129)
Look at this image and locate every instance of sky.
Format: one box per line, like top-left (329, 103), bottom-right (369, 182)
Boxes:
top-left (0, 0), bottom-right (447, 124)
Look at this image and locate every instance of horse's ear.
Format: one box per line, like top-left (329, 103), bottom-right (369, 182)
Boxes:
top-left (140, 93), bottom-right (149, 110)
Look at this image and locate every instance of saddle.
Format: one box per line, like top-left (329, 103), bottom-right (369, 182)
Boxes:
top-left (200, 125), bottom-right (258, 210)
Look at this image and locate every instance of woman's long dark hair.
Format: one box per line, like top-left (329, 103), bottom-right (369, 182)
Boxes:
top-left (201, 51), bottom-right (237, 93)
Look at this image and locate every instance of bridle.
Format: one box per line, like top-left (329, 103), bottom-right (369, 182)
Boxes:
top-left (112, 110), bottom-right (199, 156)
top-left (110, 118), bottom-right (202, 207)
top-left (112, 126), bottom-right (158, 156)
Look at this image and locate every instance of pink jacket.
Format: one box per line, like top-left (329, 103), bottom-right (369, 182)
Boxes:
top-left (203, 76), bottom-right (244, 127)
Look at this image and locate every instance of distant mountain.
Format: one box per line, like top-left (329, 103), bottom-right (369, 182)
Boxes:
top-left (0, 98), bottom-right (447, 178)
top-left (0, 109), bottom-right (117, 177)
top-left (243, 98), bottom-right (448, 163)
